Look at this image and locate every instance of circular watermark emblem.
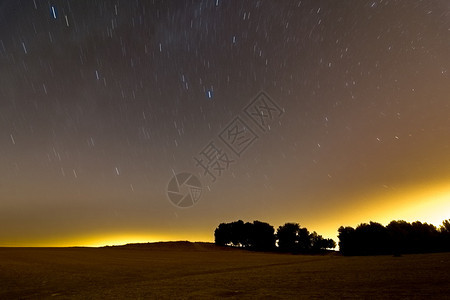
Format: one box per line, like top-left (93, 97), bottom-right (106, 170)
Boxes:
top-left (167, 172), bottom-right (202, 208)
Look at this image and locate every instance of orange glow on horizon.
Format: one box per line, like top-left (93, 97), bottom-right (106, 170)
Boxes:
top-left (2, 181), bottom-right (449, 248)
top-left (1, 231), bottom-right (213, 248)
top-left (307, 180), bottom-right (450, 242)
top-left (72, 180), bottom-right (450, 247)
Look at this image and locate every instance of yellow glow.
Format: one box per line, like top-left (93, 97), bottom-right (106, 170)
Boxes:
top-left (352, 181), bottom-right (450, 226)
top-left (76, 234), bottom-right (173, 247)
top-left (64, 182), bottom-right (450, 247)
top-left (4, 182), bottom-right (449, 247)
top-left (308, 180), bottom-right (450, 242)
top-left (1, 230), bottom-right (213, 247)
top-left (61, 231), bottom-right (212, 247)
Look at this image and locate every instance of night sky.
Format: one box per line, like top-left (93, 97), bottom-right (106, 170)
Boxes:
top-left (1, 0), bottom-right (449, 246)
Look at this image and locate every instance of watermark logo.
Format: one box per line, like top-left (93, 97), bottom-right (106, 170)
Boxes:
top-left (219, 116), bottom-right (259, 157)
top-left (193, 141), bottom-right (235, 183)
top-left (166, 91), bottom-right (284, 208)
top-left (167, 172), bottom-right (202, 208)
top-left (244, 91), bottom-right (284, 132)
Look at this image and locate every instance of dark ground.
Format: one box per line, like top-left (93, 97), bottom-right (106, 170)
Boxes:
top-left (1, 242), bottom-right (450, 299)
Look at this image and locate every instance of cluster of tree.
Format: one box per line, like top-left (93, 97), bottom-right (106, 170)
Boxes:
top-left (338, 219), bottom-right (450, 256)
top-left (276, 222), bottom-right (335, 253)
top-left (214, 220), bottom-right (336, 253)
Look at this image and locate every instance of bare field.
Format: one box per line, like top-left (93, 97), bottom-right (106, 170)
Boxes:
top-left (1, 242), bottom-right (450, 299)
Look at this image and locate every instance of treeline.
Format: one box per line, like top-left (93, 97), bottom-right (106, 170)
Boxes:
top-left (338, 219), bottom-right (450, 256)
top-left (214, 220), bottom-right (336, 253)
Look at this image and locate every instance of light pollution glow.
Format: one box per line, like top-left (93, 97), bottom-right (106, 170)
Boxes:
top-left (306, 180), bottom-right (450, 242)
top-left (1, 1), bottom-right (449, 248)
top-left (5, 181), bottom-right (449, 247)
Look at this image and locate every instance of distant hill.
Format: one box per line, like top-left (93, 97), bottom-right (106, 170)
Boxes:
top-left (101, 241), bottom-right (236, 252)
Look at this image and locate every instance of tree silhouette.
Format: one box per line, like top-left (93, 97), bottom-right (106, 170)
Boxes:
top-left (248, 220), bottom-right (276, 251)
top-left (387, 220), bottom-right (412, 256)
top-left (297, 227), bottom-right (311, 252)
top-left (356, 222), bottom-right (390, 255)
top-left (214, 220), bottom-right (275, 250)
top-left (215, 217), bottom-right (450, 255)
top-left (214, 220), bottom-right (249, 247)
top-left (310, 231), bottom-right (336, 252)
top-left (439, 219), bottom-right (450, 251)
top-left (440, 219), bottom-right (450, 233)
top-left (339, 219), bottom-right (449, 256)
top-left (325, 238), bottom-right (337, 250)
top-left (338, 226), bottom-right (356, 256)
top-left (276, 223), bottom-right (311, 253)
top-left (214, 222), bottom-right (231, 246)
top-left (410, 221), bottom-right (439, 253)
top-left (215, 220), bottom-right (334, 253)
top-left (276, 223), bottom-right (301, 253)
top-left (228, 220), bottom-right (249, 247)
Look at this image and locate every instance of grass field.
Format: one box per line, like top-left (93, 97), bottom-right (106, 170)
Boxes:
top-left (1, 242), bottom-right (450, 299)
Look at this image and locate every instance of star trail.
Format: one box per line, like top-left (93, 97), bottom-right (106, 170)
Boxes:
top-left (0, 0), bottom-right (449, 246)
